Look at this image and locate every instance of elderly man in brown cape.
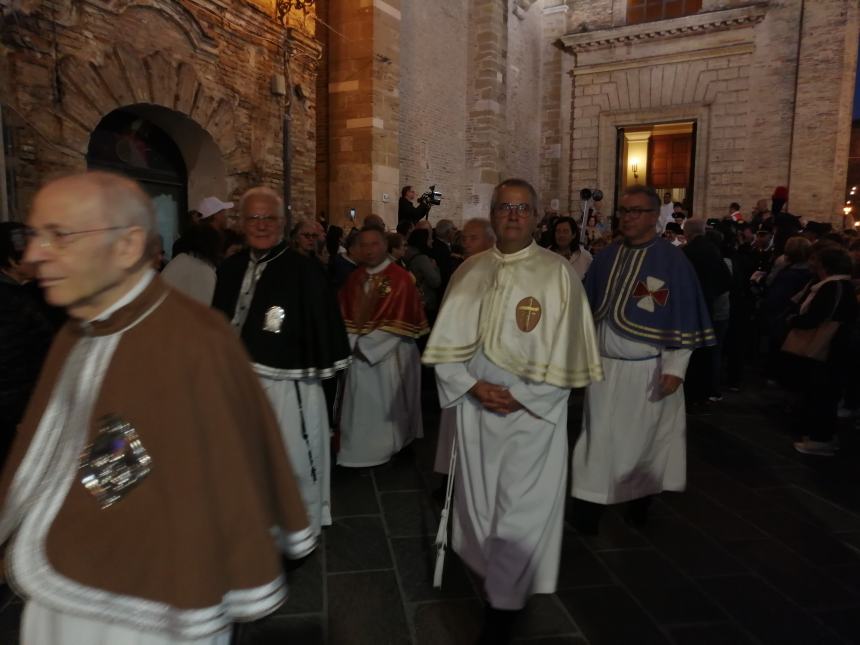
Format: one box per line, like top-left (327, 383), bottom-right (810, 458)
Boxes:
top-left (0, 172), bottom-right (314, 644)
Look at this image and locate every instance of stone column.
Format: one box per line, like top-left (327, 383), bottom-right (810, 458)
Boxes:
top-left (327, 0), bottom-right (401, 229)
top-left (538, 3), bottom-right (569, 212)
top-left (287, 28), bottom-right (324, 224)
top-left (787, 0), bottom-right (859, 224)
top-left (463, 0), bottom-right (508, 220)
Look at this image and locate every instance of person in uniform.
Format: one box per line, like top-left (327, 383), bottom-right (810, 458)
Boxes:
top-left (571, 184), bottom-right (714, 533)
top-left (1, 172), bottom-right (314, 644)
top-left (337, 226), bottom-right (429, 467)
top-left (423, 179), bottom-right (603, 644)
top-left (212, 187), bottom-right (351, 535)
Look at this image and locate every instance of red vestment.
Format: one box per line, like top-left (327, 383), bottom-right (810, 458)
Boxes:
top-left (339, 262), bottom-right (429, 338)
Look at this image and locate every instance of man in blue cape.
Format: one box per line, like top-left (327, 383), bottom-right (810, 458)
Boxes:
top-left (571, 185), bottom-right (715, 533)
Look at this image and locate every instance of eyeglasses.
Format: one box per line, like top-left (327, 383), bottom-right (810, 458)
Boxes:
top-left (23, 225), bottom-right (130, 250)
top-left (243, 214), bottom-right (281, 226)
top-left (493, 203), bottom-right (533, 217)
top-left (617, 207), bottom-right (656, 218)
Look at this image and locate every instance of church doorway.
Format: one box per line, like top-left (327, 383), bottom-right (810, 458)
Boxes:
top-left (87, 105), bottom-right (228, 260)
top-left (87, 108), bottom-right (187, 260)
top-left (616, 121), bottom-right (696, 215)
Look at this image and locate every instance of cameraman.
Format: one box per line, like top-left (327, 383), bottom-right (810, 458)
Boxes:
top-left (398, 185), bottom-right (431, 225)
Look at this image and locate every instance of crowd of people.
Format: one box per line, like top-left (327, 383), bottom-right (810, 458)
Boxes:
top-left (0, 171), bottom-right (857, 644)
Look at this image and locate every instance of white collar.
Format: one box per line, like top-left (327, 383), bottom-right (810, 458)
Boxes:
top-left (366, 258), bottom-right (392, 275)
top-left (90, 270), bottom-right (156, 323)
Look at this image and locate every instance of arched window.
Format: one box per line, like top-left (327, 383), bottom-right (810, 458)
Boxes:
top-left (627, 0), bottom-right (702, 25)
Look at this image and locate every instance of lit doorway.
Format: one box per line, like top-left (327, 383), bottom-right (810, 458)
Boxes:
top-left (87, 109), bottom-right (188, 260)
top-left (616, 121), bottom-right (696, 214)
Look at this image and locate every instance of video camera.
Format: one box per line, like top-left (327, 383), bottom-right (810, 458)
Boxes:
top-left (419, 185), bottom-right (443, 207)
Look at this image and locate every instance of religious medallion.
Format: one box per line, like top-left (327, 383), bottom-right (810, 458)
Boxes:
top-left (80, 415), bottom-right (152, 509)
top-left (515, 297), bottom-right (542, 332)
top-left (632, 277), bottom-right (670, 313)
top-left (264, 305), bottom-right (286, 333)
top-left (374, 276), bottom-right (392, 297)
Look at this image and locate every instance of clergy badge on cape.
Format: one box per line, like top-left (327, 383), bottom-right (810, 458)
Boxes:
top-left (264, 306), bottom-right (285, 333)
top-left (632, 277), bottom-right (669, 313)
top-left (80, 415), bottom-right (152, 509)
top-left (515, 297), bottom-right (542, 332)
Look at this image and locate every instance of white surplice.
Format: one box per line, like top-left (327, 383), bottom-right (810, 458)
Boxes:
top-left (259, 376), bottom-right (332, 533)
top-left (571, 323), bottom-right (691, 504)
top-left (338, 329), bottom-right (422, 467)
top-left (435, 350), bottom-right (570, 610)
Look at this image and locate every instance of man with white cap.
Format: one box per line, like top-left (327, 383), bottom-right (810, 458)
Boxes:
top-left (197, 196), bottom-right (234, 233)
top-left (173, 196), bottom-right (234, 259)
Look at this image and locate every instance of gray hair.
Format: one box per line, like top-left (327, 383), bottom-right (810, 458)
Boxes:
top-left (489, 178), bottom-right (539, 217)
top-left (463, 217), bottom-right (496, 242)
top-left (239, 186), bottom-right (284, 219)
top-left (684, 218), bottom-right (706, 239)
top-left (622, 185), bottom-right (661, 214)
top-left (435, 218), bottom-right (455, 238)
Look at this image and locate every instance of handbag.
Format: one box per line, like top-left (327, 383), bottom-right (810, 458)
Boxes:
top-left (781, 282), bottom-right (842, 362)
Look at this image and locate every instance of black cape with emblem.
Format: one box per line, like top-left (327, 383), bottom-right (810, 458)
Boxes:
top-left (212, 242), bottom-right (351, 379)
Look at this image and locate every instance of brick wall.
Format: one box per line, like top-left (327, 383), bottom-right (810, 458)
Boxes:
top-left (0, 0), bottom-right (319, 217)
top-left (505, 5), bottom-right (542, 190)
top-left (556, 1), bottom-right (857, 224)
top-left (399, 0), bottom-right (469, 225)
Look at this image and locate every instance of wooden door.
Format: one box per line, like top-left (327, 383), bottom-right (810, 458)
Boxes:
top-left (647, 133), bottom-right (691, 191)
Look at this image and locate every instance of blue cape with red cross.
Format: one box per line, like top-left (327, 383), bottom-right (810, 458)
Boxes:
top-left (584, 237), bottom-right (715, 350)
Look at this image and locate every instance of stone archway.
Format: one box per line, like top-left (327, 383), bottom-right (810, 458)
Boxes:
top-left (56, 46), bottom-right (237, 161)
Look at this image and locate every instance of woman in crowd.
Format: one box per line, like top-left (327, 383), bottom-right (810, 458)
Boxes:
top-left (161, 223), bottom-right (223, 304)
top-left (763, 236), bottom-right (814, 378)
top-left (783, 245), bottom-right (857, 456)
top-left (549, 216), bottom-right (592, 279)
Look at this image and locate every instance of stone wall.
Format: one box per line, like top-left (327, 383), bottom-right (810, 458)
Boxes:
top-left (399, 0), bottom-right (469, 224)
top-left (0, 0), bottom-right (320, 220)
top-left (556, 1), bottom-right (857, 224)
top-left (787, 0), bottom-right (859, 222)
top-left (505, 3), bottom-right (542, 190)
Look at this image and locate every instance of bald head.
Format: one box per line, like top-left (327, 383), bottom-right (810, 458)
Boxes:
top-left (461, 218), bottom-right (495, 257)
top-left (25, 171), bottom-right (156, 320)
top-left (38, 171), bottom-right (156, 235)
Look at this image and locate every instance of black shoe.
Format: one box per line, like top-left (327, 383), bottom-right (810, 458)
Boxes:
top-left (571, 498), bottom-right (604, 536)
top-left (625, 496), bottom-right (652, 527)
top-left (476, 606), bottom-right (520, 645)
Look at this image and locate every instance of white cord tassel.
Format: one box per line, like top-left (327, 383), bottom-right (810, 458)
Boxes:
top-left (433, 432), bottom-right (458, 589)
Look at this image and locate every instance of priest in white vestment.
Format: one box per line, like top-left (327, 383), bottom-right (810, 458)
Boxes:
top-left (423, 179), bottom-right (603, 644)
top-left (338, 226), bottom-right (430, 467)
top-left (571, 186), bottom-right (715, 534)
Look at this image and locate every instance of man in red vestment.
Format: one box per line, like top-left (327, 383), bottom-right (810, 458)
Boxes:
top-left (337, 226), bottom-right (429, 467)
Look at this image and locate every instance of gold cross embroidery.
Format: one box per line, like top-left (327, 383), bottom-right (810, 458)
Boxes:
top-left (517, 297), bottom-right (541, 331)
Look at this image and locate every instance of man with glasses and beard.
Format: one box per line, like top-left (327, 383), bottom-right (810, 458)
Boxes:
top-left (213, 187), bottom-right (351, 537)
top-left (571, 185), bottom-right (714, 535)
top-left (423, 179), bottom-right (603, 644)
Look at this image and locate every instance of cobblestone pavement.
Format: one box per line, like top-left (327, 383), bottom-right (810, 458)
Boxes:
top-left (1, 376), bottom-right (859, 645)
